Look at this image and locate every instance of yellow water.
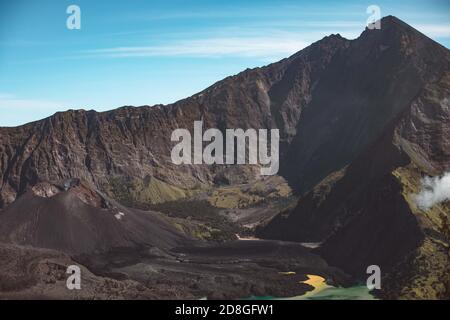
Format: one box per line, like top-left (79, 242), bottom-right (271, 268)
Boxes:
top-left (299, 275), bottom-right (330, 296)
top-left (246, 273), bottom-right (376, 300)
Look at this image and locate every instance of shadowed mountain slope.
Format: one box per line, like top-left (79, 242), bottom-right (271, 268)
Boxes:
top-left (258, 21), bottom-right (449, 298)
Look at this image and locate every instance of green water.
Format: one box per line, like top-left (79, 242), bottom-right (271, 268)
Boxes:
top-left (292, 285), bottom-right (376, 300)
top-left (247, 285), bottom-right (376, 300)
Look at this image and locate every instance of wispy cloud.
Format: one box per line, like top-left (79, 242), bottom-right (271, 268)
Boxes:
top-left (0, 93), bottom-right (70, 127)
top-left (84, 34), bottom-right (310, 60)
top-left (115, 5), bottom-right (363, 23)
top-left (413, 24), bottom-right (450, 38)
top-left (0, 93), bottom-right (64, 110)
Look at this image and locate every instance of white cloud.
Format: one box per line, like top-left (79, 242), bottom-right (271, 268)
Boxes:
top-left (85, 35), bottom-right (309, 60)
top-left (412, 24), bottom-right (450, 38)
top-left (0, 93), bottom-right (68, 127)
top-left (413, 173), bottom-right (450, 210)
top-left (82, 18), bottom-right (370, 61)
top-left (0, 93), bottom-right (64, 110)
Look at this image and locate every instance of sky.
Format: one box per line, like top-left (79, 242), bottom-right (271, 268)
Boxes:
top-left (0, 0), bottom-right (449, 127)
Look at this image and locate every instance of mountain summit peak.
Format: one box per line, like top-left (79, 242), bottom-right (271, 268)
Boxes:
top-left (364, 15), bottom-right (430, 39)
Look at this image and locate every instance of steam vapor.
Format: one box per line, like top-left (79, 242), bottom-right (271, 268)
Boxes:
top-left (413, 172), bottom-right (450, 210)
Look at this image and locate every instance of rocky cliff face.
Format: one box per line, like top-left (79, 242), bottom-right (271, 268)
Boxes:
top-left (0, 34), bottom-right (334, 207)
top-left (0, 55), bottom-right (301, 206)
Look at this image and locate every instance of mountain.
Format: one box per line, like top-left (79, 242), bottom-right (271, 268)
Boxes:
top-left (257, 17), bottom-right (450, 298)
top-left (0, 16), bottom-right (449, 299)
top-left (0, 179), bottom-right (189, 254)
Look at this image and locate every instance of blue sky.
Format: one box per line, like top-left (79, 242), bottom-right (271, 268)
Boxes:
top-left (0, 0), bottom-right (449, 127)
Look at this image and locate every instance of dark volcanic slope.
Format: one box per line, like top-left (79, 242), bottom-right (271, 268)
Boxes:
top-left (1, 16), bottom-right (447, 210)
top-left (0, 180), bottom-right (188, 254)
top-left (259, 56), bottom-right (449, 257)
top-left (281, 17), bottom-right (448, 192)
top-left (0, 242), bottom-right (164, 299)
top-left (258, 19), bottom-right (450, 298)
top-left (259, 119), bottom-right (426, 274)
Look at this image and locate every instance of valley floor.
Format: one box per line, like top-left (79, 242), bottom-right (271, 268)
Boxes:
top-left (0, 239), bottom-right (353, 300)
